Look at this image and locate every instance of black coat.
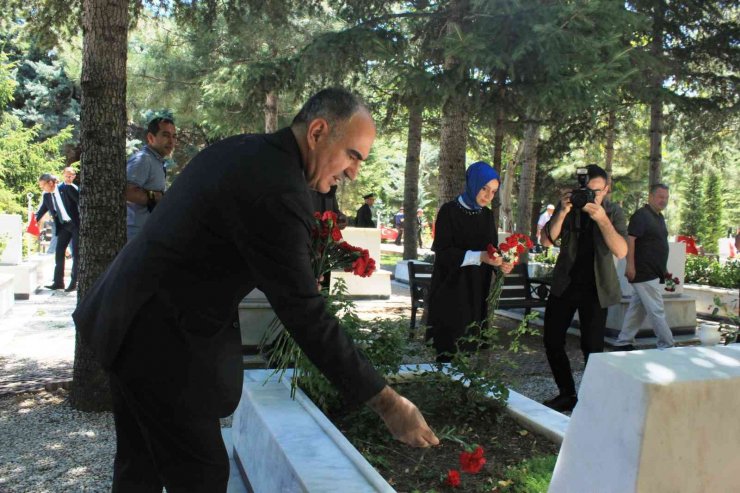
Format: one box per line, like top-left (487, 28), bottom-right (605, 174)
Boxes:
top-left (426, 200), bottom-right (499, 356)
top-left (36, 183), bottom-right (80, 229)
top-left (73, 128), bottom-right (386, 417)
top-left (356, 203), bottom-right (376, 228)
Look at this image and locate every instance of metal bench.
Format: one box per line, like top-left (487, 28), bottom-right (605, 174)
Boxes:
top-left (407, 261), bottom-right (433, 337)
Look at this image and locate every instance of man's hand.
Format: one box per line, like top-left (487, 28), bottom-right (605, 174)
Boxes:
top-left (367, 386), bottom-right (439, 448)
top-left (480, 252), bottom-right (503, 267)
top-left (559, 190), bottom-right (573, 216)
top-left (625, 263), bottom-right (636, 282)
top-left (582, 202), bottom-right (608, 225)
top-left (500, 262), bottom-right (514, 275)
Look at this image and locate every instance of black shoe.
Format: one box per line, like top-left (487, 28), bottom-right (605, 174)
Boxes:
top-left (45, 284), bottom-right (64, 290)
top-left (615, 344), bottom-right (636, 352)
top-left (64, 285), bottom-right (76, 292)
top-left (543, 394), bottom-right (578, 412)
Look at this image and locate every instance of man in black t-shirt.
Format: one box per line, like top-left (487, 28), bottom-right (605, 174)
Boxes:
top-left (614, 184), bottom-right (674, 350)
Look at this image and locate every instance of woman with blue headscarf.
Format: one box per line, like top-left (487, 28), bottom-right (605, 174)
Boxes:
top-left (425, 161), bottom-right (514, 361)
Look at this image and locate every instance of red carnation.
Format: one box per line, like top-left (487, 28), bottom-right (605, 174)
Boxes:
top-left (444, 469), bottom-right (461, 487)
top-left (487, 243), bottom-right (498, 259)
top-left (331, 227), bottom-right (342, 242)
top-left (459, 446), bottom-right (486, 474)
top-left (321, 210), bottom-right (337, 223)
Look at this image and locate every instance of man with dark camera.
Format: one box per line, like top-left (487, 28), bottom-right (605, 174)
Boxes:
top-left (540, 164), bottom-right (628, 412)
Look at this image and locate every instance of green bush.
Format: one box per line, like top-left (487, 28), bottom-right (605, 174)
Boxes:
top-left (685, 256), bottom-right (740, 289)
top-left (499, 454), bottom-right (557, 492)
top-left (532, 251), bottom-right (558, 265)
top-left (265, 279), bottom-right (412, 412)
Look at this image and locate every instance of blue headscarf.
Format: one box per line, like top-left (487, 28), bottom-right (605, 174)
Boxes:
top-left (459, 161), bottom-right (500, 210)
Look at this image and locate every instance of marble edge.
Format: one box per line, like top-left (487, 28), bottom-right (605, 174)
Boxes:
top-left (396, 364), bottom-right (567, 445)
top-left (243, 368), bottom-right (394, 492)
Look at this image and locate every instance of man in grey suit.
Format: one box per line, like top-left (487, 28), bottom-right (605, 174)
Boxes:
top-left (73, 88), bottom-right (438, 493)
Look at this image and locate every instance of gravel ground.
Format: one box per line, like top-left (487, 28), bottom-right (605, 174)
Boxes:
top-left (0, 390), bottom-right (115, 492)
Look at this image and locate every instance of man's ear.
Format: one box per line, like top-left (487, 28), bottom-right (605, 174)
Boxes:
top-left (145, 132), bottom-right (155, 146)
top-left (306, 118), bottom-right (329, 150)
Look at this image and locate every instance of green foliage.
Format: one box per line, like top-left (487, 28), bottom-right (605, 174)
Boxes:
top-left (0, 37), bottom-right (74, 214)
top-left (0, 112), bottom-right (73, 213)
top-left (532, 251), bottom-right (557, 266)
top-left (678, 169), bottom-right (704, 237)
top-left (436, 312), bottom-right (541, 406)
top-left (499, 455), bottom-right (557, 493)
top-left (697, 171), bottom-right (724, 254)
top-left (265, 279), bottom-right (411, 412)
top-left (685, 256), bottom-right (740, 289)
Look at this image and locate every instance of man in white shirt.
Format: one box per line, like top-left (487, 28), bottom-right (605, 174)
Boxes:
top-left (36, 174), bottom-right (80, 291)
top-left (537, 204), bottom-right (555, 244)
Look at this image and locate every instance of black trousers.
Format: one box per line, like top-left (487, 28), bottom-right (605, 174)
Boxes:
top-left (110, 299), bottom-right (229, 493)
top-left (543, 287), bottom-right (607, 396)
top-left (53, 222), bottom-right (78, 287)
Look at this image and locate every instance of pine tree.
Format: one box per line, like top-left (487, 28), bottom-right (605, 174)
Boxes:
top-left (698, 171), bottom-right (723, 254)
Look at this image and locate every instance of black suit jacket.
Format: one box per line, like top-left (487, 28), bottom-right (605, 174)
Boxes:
top-left (73, 128), bottom-right (386, 417)
top-left (356, 203), bottom-right (376, 228)
top-left (36, 184), bottom-right (80, 229)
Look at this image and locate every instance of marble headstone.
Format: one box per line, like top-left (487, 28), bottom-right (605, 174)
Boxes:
top-left (549, 345), bottom-right (740, 493)
top-left (0, 214), bottom-right (23, 265)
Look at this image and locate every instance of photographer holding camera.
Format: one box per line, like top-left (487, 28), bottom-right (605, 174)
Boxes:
top-left (540, 164), bottom-right (628, 412)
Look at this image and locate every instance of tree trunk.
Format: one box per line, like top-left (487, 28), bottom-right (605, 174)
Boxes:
top-left (264, 90), bottom-right (278, 133)
top-left (516, 122), bottom-right (539, 237)
top-left (648, 0), bottom-right (665, 187)
top-left (437, 0), bottom-right (469, 205)
top-left (403, 101), bottom-right (423, 260)
top-left (491, 73), bottom-right (506, 227)
top-left (604, 109), bottom-right (616, 188)
top-left (499, 140), bottom-right (522, 234)
top-left (70, 0), bottom-right (129, 412)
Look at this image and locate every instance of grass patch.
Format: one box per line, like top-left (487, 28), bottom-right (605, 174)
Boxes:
top-left (380, 251), bottom-right (403, 267)
top-left (499, 454), bottom-right (557, 492)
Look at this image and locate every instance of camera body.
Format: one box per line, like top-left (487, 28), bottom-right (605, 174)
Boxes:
top-left (570, 167), bottom-right (596, 209)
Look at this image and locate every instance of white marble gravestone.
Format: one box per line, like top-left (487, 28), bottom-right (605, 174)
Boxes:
top-left (605, 242), bottom-right (696, 339)
top-left (0, 214), bottom-right (23, 265)
top-left (231, 369), bottom-right (394, 493)
top-left (615, 241), bottom-right (686, 296)
top-left (549, 345), bottom-right (740, 493)
top-left (330, 227), bottom-right (391, 298)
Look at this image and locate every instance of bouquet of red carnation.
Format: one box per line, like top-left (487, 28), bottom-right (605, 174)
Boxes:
top-left (311, 211), bottom-right (376, 281)
top-left (664, 272), bottom-right (680, 292)
top-left (485, 233), bottom-right (534, 327)
top-left (486, 232), bottom-right (534, 265)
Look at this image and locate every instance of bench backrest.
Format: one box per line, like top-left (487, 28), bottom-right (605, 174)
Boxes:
top-left (500, 263), bottom-right (533, 300)
top-left (408, 261), bottom-right (433, 306)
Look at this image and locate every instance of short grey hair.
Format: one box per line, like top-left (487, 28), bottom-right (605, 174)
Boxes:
top-left (291, 88), bottom-right (367, 136)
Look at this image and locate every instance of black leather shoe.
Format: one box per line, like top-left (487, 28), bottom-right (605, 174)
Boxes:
top-left (45, 284), bottom-right (64, 290)
top-left (64, 285), bottom-right (77, 292)
top-left (543, 394), bottom-right (578, 412)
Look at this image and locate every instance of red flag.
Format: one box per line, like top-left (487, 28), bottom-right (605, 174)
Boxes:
top-left (26, 214), bottom-right (40, 236)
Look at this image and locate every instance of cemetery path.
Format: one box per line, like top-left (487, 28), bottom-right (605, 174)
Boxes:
top-left (0, 289), bottom-right (75, 396)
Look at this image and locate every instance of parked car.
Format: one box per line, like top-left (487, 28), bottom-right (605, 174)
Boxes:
top-left (380, 225), bottom-right (398, 242)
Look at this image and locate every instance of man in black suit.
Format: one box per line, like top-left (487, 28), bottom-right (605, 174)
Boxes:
top-left (73, 88), bottom-right (438, 493)
top-left (356, 192), bottom-right (376, 227)
top-left (36, 173), bottom-right (79, 292)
